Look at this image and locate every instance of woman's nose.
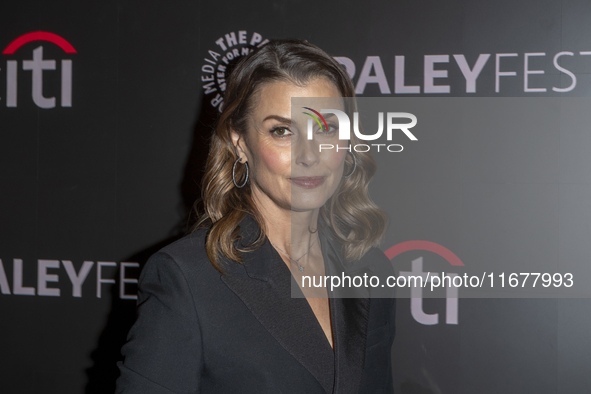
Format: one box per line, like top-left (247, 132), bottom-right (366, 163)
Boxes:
top-left (294, 138), bottom-right (320, 167)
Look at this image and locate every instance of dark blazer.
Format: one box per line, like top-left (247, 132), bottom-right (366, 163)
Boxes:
top-left (115, 215), bottom-right (396, 394)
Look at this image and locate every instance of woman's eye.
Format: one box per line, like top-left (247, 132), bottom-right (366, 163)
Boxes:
top-left (320, 124), bottom-right (338, 133)
top-left (272, 127), bottom-right (291, 137)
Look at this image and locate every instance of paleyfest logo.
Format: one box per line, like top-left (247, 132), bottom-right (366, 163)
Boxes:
top-left (303, 107), bottom-right (417, 152)
top-left (202, 41), bottom-right (591, 108)
top-left (2, 31), bottom-right (75, 108)
top-left (201, 30), bottom-right (269, 112)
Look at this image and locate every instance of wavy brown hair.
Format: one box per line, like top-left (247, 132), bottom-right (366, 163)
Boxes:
top-left (194, 38), bottom-right (387, 273)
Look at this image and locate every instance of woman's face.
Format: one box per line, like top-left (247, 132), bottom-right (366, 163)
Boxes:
top-left (232, 78), bottom-right (348, 213)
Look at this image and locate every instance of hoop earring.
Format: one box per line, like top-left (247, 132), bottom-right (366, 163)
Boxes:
top-left (232, 158), bottom-right (249, 188)
top-left (343, 152), bottom-right (357, 178)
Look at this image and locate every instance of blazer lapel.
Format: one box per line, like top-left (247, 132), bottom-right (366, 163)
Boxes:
top-left (220, 215), bottom-right (372, 394)
top-left (220, 215), bottom-right (335, 393)
top-left (320, 229), bottom-right (371, 394)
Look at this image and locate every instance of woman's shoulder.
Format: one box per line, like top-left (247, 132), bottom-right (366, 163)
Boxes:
top-left (158, 228), bottom-right (208, 261)
top-left (358, 245), bottom-right (394, 274)
top-left (361, 246), bottom-right (397, 297)
top-left (362, 246), bottom-right (391, 263)
top-left (144, 227), bottom-right (221, 281)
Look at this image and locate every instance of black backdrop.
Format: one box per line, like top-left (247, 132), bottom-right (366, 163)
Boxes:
top-left (1, 0), bottom-right (590, 393)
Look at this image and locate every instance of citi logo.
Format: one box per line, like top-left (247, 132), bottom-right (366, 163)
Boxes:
top-left (386, 241), bottom-right (464, 325)
top-left (2, 31), bottom-right (76, 108)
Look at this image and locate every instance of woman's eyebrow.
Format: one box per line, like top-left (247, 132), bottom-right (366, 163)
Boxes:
top-left (262, 115), bottom-right (291, 124)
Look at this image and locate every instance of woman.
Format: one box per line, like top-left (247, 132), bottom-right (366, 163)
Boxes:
top-left (116, 39), bottom-right (396, 394)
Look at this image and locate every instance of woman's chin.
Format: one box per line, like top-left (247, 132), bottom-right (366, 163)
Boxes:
top-left (289, 196), bottom-right (330, 212)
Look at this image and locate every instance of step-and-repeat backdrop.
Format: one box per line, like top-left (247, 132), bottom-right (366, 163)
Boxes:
top-left (1, 0), bottom-right (590, 393)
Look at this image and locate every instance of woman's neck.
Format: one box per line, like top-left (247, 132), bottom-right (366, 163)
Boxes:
top-left (252, 193), bottom-right (319, 258)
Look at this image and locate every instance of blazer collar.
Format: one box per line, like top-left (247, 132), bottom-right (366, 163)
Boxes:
top-left (220, 214), bottom-right (370, 394)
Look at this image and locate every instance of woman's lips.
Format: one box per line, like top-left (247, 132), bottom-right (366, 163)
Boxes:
top-left (290, 176), bottom-right (325, 189)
